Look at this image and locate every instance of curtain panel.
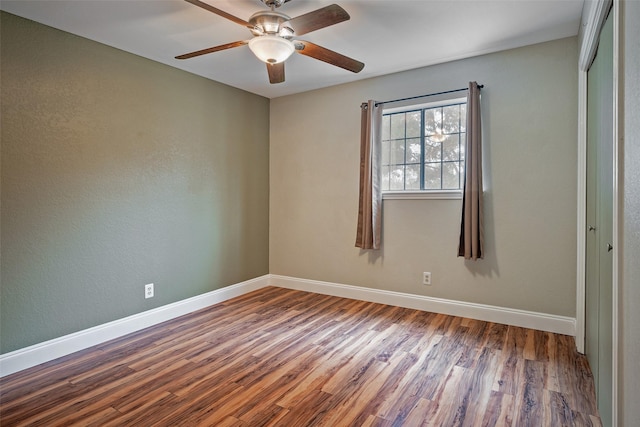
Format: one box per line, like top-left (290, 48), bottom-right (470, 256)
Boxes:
top-left (458, 81), bottom-right (484, 260)
top-left (355, 100), bottom-right (383, 250)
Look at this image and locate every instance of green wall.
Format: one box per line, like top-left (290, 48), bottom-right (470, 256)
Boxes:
top-left (0, 12), bottom-right (270, 354)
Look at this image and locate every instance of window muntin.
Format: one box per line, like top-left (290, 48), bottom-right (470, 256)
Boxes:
top-left (381, 99), bottom-right (466, 192)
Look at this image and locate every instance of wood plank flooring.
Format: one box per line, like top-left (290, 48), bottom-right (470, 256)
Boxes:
top-left (0, 287), bottom-right (601, 426)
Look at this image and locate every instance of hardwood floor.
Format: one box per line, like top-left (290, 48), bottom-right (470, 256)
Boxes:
top-left (0, 287), bottom-right (601, 426)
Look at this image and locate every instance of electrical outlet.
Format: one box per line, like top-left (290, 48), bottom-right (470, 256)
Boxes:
top-left (423, 272), bottom-right (432, 286)
top-left (145, 283), bottom-right (154, 299)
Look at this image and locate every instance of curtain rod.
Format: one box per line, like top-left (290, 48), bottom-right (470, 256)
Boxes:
top-left (362, 84), bottom-right (484, 109)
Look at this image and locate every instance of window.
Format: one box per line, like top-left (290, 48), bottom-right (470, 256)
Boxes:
top-left (381, 98), bottom-right (466, 197)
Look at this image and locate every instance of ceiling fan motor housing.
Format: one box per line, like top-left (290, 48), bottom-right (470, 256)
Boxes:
top-left (249, 11), bottom-right (293, 38)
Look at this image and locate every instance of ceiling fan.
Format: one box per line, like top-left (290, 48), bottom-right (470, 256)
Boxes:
top-left (175, 0), bottom-right (365, 84)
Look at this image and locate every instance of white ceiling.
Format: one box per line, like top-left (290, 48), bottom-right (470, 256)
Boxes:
top-left (1, 0), bottom-right (585, 99)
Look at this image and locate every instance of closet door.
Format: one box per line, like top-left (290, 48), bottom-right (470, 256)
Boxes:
top-left (585, 10), bottom-right (613, 426)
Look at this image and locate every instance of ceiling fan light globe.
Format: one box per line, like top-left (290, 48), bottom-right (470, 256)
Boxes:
top-left (248, 35), bottom-right (295, 64)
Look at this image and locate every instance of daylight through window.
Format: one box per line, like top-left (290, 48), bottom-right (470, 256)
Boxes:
top-left (381, 98), bottom-right (466, 192)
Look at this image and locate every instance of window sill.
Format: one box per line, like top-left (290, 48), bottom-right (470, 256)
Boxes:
top-left (382, 190), bottom-right (462, 200)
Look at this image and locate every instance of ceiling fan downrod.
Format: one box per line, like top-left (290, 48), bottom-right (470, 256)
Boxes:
top-left (261, 0), bottom-right (289, 9)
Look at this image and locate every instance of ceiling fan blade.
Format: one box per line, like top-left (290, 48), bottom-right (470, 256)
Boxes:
top-left (175, 41), bottom-right (247, 60)
top-left (287, 4), bottom-right (350, 36)
top-left (184, 0), bottom-right (251, 28)
top-left (294, 40), bottom-right (364, 73)
top-left (267, 62), bottom-right (285, 84)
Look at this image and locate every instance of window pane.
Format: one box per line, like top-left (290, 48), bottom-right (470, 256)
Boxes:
top-left (442, 104), bottom-right (460, 134)
top-left (382, 99), bottom-right (466, 193)
top-left (390, 139), bottom-right (405, 165)
top-left (390, 166), bottom-right (404, 190)
top-left (442, 161), bottom-right (461, 189)
top-left (442, 134), bottom-right (460, 161)
top-left (406, 111), bottom-right (421, 138)
top-left (406, 138), bottom-right (421, 163)
top-left (381, 165), bottom-right (390, 191)
top-left (381, 138), bottom-right (390, 165)
top-left (406, 164), bottom-right (420, 190)
top-left (424, 108), bottom-right (441, 136)
top-left (424, 162), bottom-right (441, 189)
top-left (390, 114), bottom-right (405, 139)
top-left (425, 137), bottom-right (441, 162)
top-left (381, 114), bottom-right (390, 141)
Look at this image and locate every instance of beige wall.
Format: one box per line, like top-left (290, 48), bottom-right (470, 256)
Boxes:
top-left (270, 37), bottom-right (578, 317)
top-left (0, 12), bottom-right (270, 353)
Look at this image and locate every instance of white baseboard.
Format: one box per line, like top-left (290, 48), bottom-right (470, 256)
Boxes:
top-left (1, 273), bottom-right (576, 378)
top-left (0, 275), bottom-right (269, 378)
top-left (269, 275), bottom-right (576, 336)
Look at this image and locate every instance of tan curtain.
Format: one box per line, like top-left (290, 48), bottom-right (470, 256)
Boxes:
top-left (355, 100), bottom-right (383, 250)
top-left (458, 82), bottom-right (484, 260)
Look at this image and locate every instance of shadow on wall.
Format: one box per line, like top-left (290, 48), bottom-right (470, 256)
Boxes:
top-left (360, 247), bottom-right (384, 265)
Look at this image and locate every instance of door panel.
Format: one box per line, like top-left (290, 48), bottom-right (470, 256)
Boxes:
top-left (585, 10), bottom-right (613, 426)
top-left (585, 61), bottom-right (600, 390)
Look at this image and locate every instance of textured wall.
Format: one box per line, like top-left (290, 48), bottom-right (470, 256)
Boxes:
top-left (0, 12), bottom-right (270, 353)
top-left (270, 37), bottom-right (578, 317)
